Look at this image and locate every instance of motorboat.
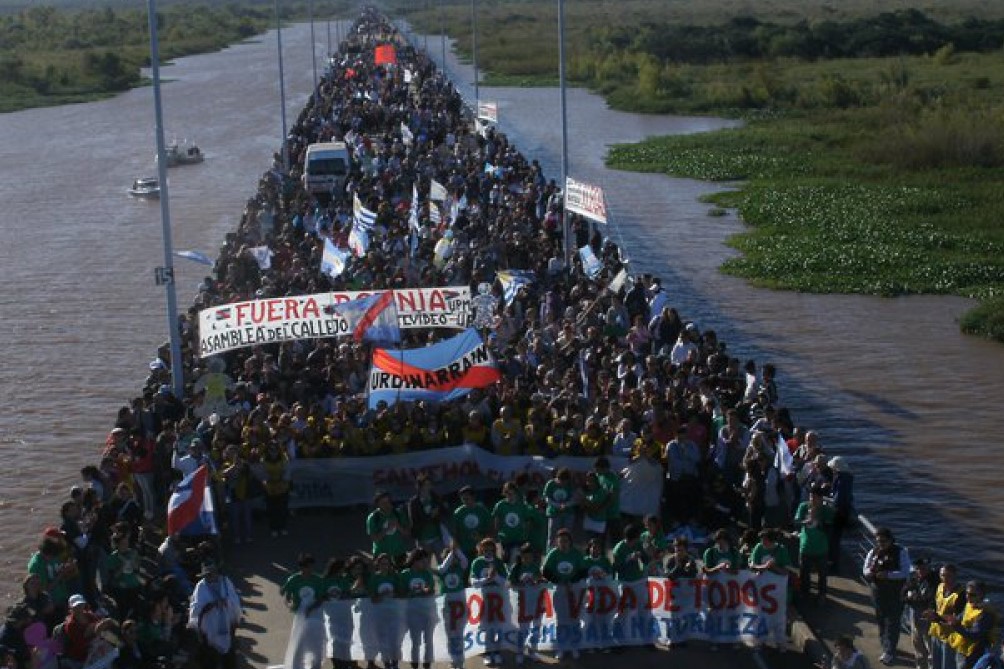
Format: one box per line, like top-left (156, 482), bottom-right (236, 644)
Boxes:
top-left (128, 177), bottom-right (161, 199)
top-left (159, 140), bottom-right (204, 167)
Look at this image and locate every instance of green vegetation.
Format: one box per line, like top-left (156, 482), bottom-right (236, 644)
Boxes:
top-left (0, 1), bottom-right (351, 113)
top-left (395, 0), bottom-right (1004, 341)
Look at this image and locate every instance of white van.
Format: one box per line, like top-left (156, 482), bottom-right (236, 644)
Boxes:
top-left (302, 141), bottom-right (350, 198)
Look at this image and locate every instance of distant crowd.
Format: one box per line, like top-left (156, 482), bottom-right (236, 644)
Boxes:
top-left (2, 7), bottom-right (999, 669)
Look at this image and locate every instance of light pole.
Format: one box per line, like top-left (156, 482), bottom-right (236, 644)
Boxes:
top-left (145, 0), bottom-right (184, 398)
top-left (275, 0), bottom-right (288, 173)
top-left (558, 0), bottom-right (571, 265)
top-left (471, 0), bottom-right (479, 106)
top-left (308, 0), bottom-right (317, 88)
top-left (440, 0), bottom-right (447, 68)
top-left (327, 19), bottom-right (331, 57)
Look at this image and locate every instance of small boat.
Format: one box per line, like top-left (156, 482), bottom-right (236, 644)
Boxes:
top-left (159, 140), bottom-right (204, 167)
top-left (128, 177), bottom-right (161, 199)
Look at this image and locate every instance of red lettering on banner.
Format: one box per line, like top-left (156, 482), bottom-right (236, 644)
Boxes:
top-left (618, 586), bottom-right (637, 614)
top-left (397, 291), bottom-right (417, 312)
top-left (663, 579), bottom-right (681, 612)
top-left (302, 298), bottom-right (319, 319)
top-left (708, 581), bottom-right (727, 609)
top-left (692, 578), bottom-right (708, 608)
top-left (595, 585), bottom-right (618, 614)
top-left (760, 583), bottom-right (779, 615)
top-left (741, 580), bottom-right (759, 607)
top-left (727, 580), bottom-right (742, 608)
top-left (534, 589), bottom-right (554, 619)
top-left (284, 298), bottom-right (300, 319)
top-left (467, 593), bottom-right (483, 624)
top-left (448, 601), bottom-right (466, 629)
top-left (268, 300), bottom-right (283, 322)
top-left (567, 586), bottom-right (589, 618)
top-left (429, 290), bottom-right (446, 311)
top-left (485, 592), bottom-right (504, 623)
top-left (647, 580), bottom-right (664, 610)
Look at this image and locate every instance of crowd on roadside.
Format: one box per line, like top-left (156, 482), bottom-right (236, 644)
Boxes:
top-left (2, 7), bottom-right (1000, 669)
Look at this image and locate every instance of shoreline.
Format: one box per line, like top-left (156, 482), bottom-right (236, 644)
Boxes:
top-left (1, 7), bottom-right (987, 666)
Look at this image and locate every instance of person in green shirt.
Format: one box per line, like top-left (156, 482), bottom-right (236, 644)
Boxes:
top-left (368, 553), bottom-right (402, 669)
top-left (367, 492), bottom-right (411, 566)
top-left (28, 534), bottom-right (72, 610)
top-left (612, 524), bottom-right (647, 582)
top-left (642, 514), bottom-right (666, 574)
top-left (452, 486), bottom-right (492, 558)
top-left (281, 553), bottom-right (328, 669)
top-left (749, 529), bottom-right (792, 575)
top-left (469, 538), bottom-right (507, 667)
top-left (524, 489), bottom-right (549, 555)
top-left (400, 549), bottom-right (437, 669)
top-left (582, 538), bottom-right (613, 581)
top-left (794, 486), bottom-right (835, 602)
top-left (104, 531), bottom-right (143, 618)
top-left (702, 529), bottom-right (740, 575)
top-left (543, 468), bottom-right (577, 545)
top-left (436, 543), bottom-right (468, 669)
top-left (594, 457), bottom-right (622, 547)
top-left (509, 544), bottom-right (545, 665)
top-left (509, 543), bottom-right (543, 587)
top-left (581, 472), bottom-right (610, 545)
top-left (322, 558), bottom-right (355, 669)
top-left (493, 482), bottom-right (530, 563)
top-left (281, 553), bottom-right (327, 612)
top-left (543, 529), bottom-right (584, 660)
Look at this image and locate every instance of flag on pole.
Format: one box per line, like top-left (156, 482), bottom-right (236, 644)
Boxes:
top-left (348, 226), bottom-right (370, 258)
top-left (400, 121), bottom-right (414, 146)
top-left (496, 269), bottom-right (536, 306)
top-left (321, 237), bottom-right (349, 279)
top-left (353, 194), bottom-right (377, 231)
top-left (409, 185), bottom-right (421, 233)
top-left (335, 292), bottom-right (401, 344)
top-left (174, 250), bottom-right (214, 266)
top-left (429, 202), bottom-right (443, 228)
top-left (579, 245), bottom-right (603, 279)
top-left (248, 246), bottom-right (273, 270)
top-left (429, 179), bottom-right (448, 202)
top-left (166, 465), bottom-right (217, 535)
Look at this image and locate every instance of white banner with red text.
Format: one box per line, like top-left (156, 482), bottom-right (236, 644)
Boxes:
top-left (198, 286), bottom-right (471, 356)
top-left (301, 574), bottom-right (787, 664)
top-left (253, 446), bottom-right (627, 509)
top-left (564, 177), bottom-right (608, 225)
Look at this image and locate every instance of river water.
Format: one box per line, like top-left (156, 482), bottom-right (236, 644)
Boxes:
top-left (1, 20), bottom-right (1002, 602)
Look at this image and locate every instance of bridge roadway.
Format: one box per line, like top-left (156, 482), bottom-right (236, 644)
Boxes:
top-left (228, 507), bottom-right (914, 669)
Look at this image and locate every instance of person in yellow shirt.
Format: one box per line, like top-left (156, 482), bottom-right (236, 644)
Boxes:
top-left (490, 405), bottom-right (523, 455)
top-left (578, 419), bottom-right (609, 457)
top-left (926, 563), bottom-right (964, 669)
top-left (944, 581), bottom-right (998, 669)
top-left (461, 411), bottom-right (489, 448)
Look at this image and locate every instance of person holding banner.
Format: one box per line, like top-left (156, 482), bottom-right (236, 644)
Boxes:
top-left (452, 487), bottom-right (492, 560)
top-left (367, 553), bottom-right (403, 669)
top-left (543, 469), bottom-right (577, 545)
top-left (436, 543), bottom-right (469, 669)
top-left (492, 482), bottom-right (530, 565)
top-left (407, 475), bottom-right (449, 558)
top-left (319, 558), bottom-right (353, 669)
top-left (469, 539), bottom-right (508, 667)
top-left (281, 553), bottom-right (327, 669)
top-left (509, 544), bottom-right (545, 665)
top-left (543, 529), bottom-right (584, 661)
top-left (399, 549), bottom-right (438, 669)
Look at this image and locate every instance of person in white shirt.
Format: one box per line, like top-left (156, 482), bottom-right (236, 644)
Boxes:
top-left (863, 528), bottom-right (912, 666)
top-left (189, 562), bottom-right (242, 669)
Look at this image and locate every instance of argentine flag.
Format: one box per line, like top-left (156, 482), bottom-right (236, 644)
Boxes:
top-left (321, 237), bottom-right (349, 279)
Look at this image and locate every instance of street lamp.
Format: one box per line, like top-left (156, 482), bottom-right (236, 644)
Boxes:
top-left (308, 0), bottom-right (317, 88)
top-left (145, 0), bottom-right (184, 398)
top-left (558, 0), bottom-right (571, 264)
top-left (275, 0), bottom-right (289, 173)
top-left (471, 0), bottom-right (478, 106)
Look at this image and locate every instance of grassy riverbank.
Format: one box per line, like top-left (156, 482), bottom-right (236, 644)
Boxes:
top-left (397, 0), bottom-right (1004, 341)
top-left (0, 1), bottom-right (350, 113)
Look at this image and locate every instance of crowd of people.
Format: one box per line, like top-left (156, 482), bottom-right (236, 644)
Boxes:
top-left (1, 7), bottom-right (999, 669)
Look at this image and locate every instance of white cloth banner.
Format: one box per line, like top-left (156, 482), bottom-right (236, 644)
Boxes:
top-left (198, 287), bottom-right (471, 356)
top-left (476, 100), bottom-right (498, 124)
top-left (565, 177), bottom-right (608, 225)
top-left (261, 446), bottom-right (627, 509)
top-left (284, 575), bottom-right (786, 666)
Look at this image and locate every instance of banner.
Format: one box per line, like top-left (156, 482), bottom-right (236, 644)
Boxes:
top-left (198, 287), bottom-right (471, 356)
top-left (268, 446), bottom-right (627, 509)
top-left (477, 100), bottom-right (498, 124)
top-left (368, 329), bottom-right (500, 408)
top-left (578, 245), bottom-right (603, 279)
top-left (310, 574), bottom-right (786, 663)
top-left (374, 44), bottom-right (397, 65)
top-left (565, 177), bottom-right (608, 225)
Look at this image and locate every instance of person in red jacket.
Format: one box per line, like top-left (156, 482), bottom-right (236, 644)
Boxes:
top-left (56, 594), bottom-right (101, 669)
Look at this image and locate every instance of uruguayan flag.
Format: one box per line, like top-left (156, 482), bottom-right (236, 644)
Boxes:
top-left (429, 202), bottom-right (443, 227)
top-left (353, 194), bottom-right (377, 231)
top-left (496, 269), bottom-right (535, 306)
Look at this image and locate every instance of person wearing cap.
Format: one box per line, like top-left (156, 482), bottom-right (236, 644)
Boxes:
top-left (57, 594), bottom-right (101, 668)
top-left (828, 455), bottom-right (856, 575)
top-left (188, 562), bottom-right (242, 669)
top-left (903, 558), bottom-right (939, 669)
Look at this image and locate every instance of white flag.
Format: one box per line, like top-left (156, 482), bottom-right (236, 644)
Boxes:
top-left (248, 246), bottom-right (273, 270)
top-left (429, 179), bottom-right (447, 202)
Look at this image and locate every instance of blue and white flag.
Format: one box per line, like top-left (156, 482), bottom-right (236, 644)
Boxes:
top-left (174, 250), bottom-right (214, 267)
top-left (335, 291), bottom-right (401, 345)
top-left (248, 245), bottom-right (273, 270)
top-left (353, 194), bottom-right (377, 231)
top-left (496, 269), bottom-right (535, 306)
top-left (409, 184), bottom-right (421, 233)
top-left (348, 225), bottom-right (370, 258)
top-left (429, 179), bottom-right (447, 202)
top-left (401, 121), bottom-right (414, 146)
top-left (166, 465), bottom-right (218, 536)
top-left (429, 202), bottom-right (443, 228)
top-left (321, 237), bottom-right (349, 279)
top-left (579, 245), bottom-right (603, 279)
